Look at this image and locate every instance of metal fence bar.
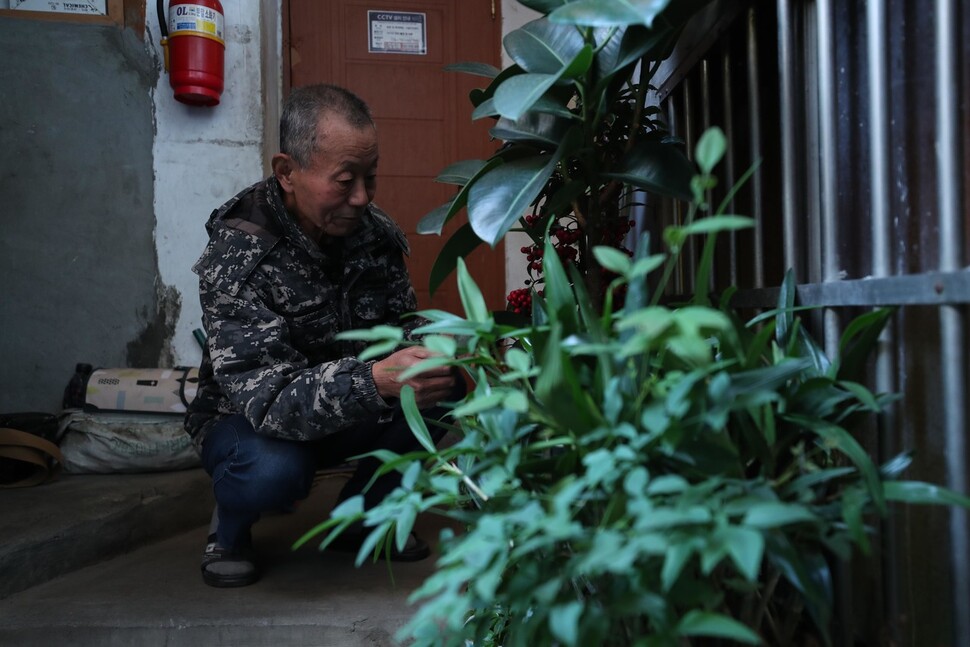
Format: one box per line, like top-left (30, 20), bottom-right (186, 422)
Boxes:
top-left (729, 270), bottom-right (970, 309)
top-left (816, 0), bottom-right (841, 355)
top-left (777, 0), bottom-right (800, 279)
top-left (935, 0), bottom-right (969, 640)
top-left (722, 38), bottom-right (738, 286)
top-left (746, 7), bottom-right (765, 287)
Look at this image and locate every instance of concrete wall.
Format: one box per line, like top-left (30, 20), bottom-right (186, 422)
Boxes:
top-left (0, 2), bottom-right (271, 413)
top-left (0, 18), bottom-right (158, 412)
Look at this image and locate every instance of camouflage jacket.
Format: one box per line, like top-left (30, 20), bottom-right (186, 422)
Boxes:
top-left (184, 177), bottom-right (418, 446)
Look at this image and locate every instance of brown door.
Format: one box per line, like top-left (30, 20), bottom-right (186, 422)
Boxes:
top-left (285, 0), bottom-right (506, 315)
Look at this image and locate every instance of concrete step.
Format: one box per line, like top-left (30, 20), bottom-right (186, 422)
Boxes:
top-left (0, 474), bottom-right (445, 646)
top-left (0, 469), bottom-right (212, 599)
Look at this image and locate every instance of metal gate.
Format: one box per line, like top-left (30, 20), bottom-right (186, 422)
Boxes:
top-left (648, 1), bottom-right (970, 644)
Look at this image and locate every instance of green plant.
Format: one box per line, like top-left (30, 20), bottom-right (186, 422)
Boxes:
top-left (297, 128), bottom-right (970, 646)
top-left (296, 2), bottom-right (970, 644)
top-left (419, 0), bottom-right (707, 311)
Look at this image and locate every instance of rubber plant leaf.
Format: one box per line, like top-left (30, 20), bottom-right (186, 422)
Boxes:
top-left (428, 222), bottom-right (485, 296)
top-left (549, 0), bottom-right (673, 27)
top-left (605, 140), bottom-right (694, 202)
top-left (468, 127), bottom-right (579, 246)
top-left (418, 158), bottom-right (504, 234)
top-left (443, 61), bottom-right (500, 78)
top-left (503, 17), bottom-right (587, 75)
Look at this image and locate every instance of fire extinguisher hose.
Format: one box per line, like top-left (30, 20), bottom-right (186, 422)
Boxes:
top-left (157, 0), bottom-right (170, 72)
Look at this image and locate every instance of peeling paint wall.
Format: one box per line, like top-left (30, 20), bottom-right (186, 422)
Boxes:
top-left (0, 18), bottom-right (159, 412)
top-left (0, 2), bottom-right (273, 413)
top-left (148, 0), bottom-right (271, 368)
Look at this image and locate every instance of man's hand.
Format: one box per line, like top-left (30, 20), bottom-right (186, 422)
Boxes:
top-left (372, 346), bottom-right (456, 409)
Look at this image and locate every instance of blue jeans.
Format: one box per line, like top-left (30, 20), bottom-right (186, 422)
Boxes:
top-left (200, 406), bottom-right (451, 550)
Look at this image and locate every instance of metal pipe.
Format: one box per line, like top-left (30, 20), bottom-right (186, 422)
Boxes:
top-left (777, 0), bottom-right (800, 279)
top-left (700, 57), bottom-right (713, 291)
top-left (936, 0), bottom-right (969, 641)
top-left (683, 77), bottom-right (696, 291)
top-left (746, 7), bottom-right (765, 287)
top-left (816, 0), bottom-right (841, 355)
top-left (722, 38), bottom-right (738, 286)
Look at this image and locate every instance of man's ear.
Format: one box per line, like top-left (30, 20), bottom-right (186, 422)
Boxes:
top-left (272, 153), bottom-right (296, 193)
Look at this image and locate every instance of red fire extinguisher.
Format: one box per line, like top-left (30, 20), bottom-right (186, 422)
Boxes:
top-left (159, 0), bottom-right (225, 107)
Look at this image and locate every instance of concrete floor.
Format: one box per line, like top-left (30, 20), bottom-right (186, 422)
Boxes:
top-left (0, 469), bottom-right (449, 646)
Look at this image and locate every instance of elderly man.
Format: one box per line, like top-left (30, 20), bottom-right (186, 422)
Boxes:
top-left (186, 84), bottom-right (460, 588)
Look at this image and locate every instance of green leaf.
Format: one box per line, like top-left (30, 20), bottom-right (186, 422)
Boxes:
top-left (400, 386), bottom-right (437, 453)
top-left (490, 112), bottom-right (573, 148)
top-left (776, 268), bottom-right (797, 348)
top-left (837, 307), bottom-right (893, 382)
top-left (336, 325), bottom-right (403, 342)
top-left (786, 414), bottom-right (886, 514)
top-left (428, 223), bottom-right (486, 296)
top-left (435, 159), bottom-right (489, 185)
top-left (743, 502), bottom-right (818, 528)
top-left (456, 257), bottom-right (488, 322)
top-left (593, 245), bottom-right (633, 275)
top-left (721, 526), bottom-right (764, 582)
top-left (418, 158), bottom-right (504, 235)
top-left (605, 140), bottom-right (694, 202)
top-left (550, 0), bottom-right (673, 27)
top-left (443, 61), bottom-right (500, 78)
top-left (549, 602), bottom-right (583, 647)
top-left (884, 481), bottom-right (970, 508)
top-left (358, 339), bottom-right (403, 362)
top-left (467, 157), bottom-right (548, 246)
top-left (676, 611), bottom-right (760, 644)
top-left (503, 17), bottom-right (586, 75)
top-left (468, 128), bottom-right (577, 246)
top-left (681, 215), bottom-right (755, 236)
top-left (695, 126), bottom-right (727, 174)
top-left (494, 73), bottom-right (561, 120)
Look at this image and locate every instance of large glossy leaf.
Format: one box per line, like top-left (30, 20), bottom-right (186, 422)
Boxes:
top-left (490, 112), bottom-right (573, 148)
top-left (503, 17), bottom-right (587, 75)
top-left (605, 140), bottom-right (694, 201)
top-left (468, 156), bottom-right (552, 246)
top-left (435, 159), bottom-right (489, 185)
top-left (427, 222), bottom-right (485, 296)
top-left (494, 73), bottom-right (562, 121)
top-left (518, 0), bottom-right (570, 12)
top-left (443, 61), bottom-right (500, 78)
top-left (418, 158), bottom-right (504, 235)
top-left (468, 128), bottom-right (578, 246)
top-left (549, 0), bottom-right (673, 27)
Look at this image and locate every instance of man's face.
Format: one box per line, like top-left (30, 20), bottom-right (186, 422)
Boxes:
top-left (277, 115), bottom-right (379, 240)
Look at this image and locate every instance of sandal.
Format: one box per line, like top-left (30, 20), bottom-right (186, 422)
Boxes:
top-left (201, 533), bottom-right (260, 587)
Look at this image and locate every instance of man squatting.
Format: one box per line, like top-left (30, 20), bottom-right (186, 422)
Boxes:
top-left (185, 84), bottom-right (462, 588)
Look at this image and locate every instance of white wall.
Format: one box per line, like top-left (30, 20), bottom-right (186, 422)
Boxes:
top-left (147, 0), bottom-right (279, 366)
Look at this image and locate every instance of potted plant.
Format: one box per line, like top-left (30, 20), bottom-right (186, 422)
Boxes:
top-left (298, 2), bottom-right (970, 645)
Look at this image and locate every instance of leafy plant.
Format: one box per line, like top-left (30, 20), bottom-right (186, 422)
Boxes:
top-left (296, 2), bottom-right (970, 645)
top-left (297, 128), bottom-right (970, 646)
top-left (419, 0), bottom-right (707, 310)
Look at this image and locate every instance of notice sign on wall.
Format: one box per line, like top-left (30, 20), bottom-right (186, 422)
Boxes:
top-left (368, 11), bottom-right (427, 55)
top-left (11, 0), bottom-right (107, 14)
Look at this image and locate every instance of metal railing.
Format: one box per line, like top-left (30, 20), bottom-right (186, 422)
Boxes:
top-left (650, 1), bottom-right (969, 643)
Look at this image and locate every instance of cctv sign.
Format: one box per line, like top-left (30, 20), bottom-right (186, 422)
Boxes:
top-left (368, 11), bottom-right (427, 55)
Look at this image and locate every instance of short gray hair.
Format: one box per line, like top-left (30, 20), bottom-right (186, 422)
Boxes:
top-left (279, 84), bottom-right (373, 168)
